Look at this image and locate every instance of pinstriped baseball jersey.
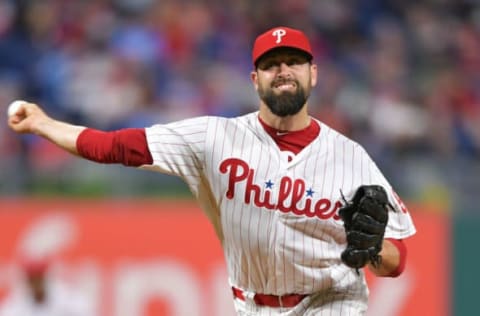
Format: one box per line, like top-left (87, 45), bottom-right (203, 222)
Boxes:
top-left (142, 111), bottom-right (416, 312)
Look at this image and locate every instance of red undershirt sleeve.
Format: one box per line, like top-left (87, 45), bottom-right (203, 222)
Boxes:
top-left (76, 128), bottom-right (153, 167)
top-left (385, 238), bottom-right (407, 277)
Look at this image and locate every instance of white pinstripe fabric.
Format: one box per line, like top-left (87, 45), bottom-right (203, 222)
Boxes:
top-left (142, 112), bottom-right (416, 314)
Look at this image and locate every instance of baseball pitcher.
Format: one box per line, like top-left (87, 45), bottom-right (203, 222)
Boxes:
top-left (7, 26), bottom-right (415, 315)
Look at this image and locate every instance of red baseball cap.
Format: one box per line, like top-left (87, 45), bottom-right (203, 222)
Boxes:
top-left (252, 26), bottom-right (313, 66)
top-left (18, 255), bottom-right (51, 277)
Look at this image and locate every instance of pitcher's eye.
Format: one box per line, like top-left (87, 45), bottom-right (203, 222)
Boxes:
top-left (286, 60), bottom-right (298, 66)
top-left (257, 55), bottom-right (309, 70)
top-left (258, 61), bottom-right (277, 70)
top-left (287, 57), bottom-right (307, 66)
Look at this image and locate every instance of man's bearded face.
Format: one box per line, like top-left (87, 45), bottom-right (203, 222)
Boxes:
top-left (258, 77), bottom-right (310, 117)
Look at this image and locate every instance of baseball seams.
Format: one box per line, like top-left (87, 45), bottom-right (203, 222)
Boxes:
top-left (142, 112), bottom-right (416, 313)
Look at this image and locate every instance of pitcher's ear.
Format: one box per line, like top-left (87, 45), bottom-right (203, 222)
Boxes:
top-left (310, 63), bottom-right (318, 87)
top-left (251, 71), bottom-right (259, 89)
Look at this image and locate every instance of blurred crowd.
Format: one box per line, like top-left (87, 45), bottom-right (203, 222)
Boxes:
top-left (0, 0), bottom-right (479, 209)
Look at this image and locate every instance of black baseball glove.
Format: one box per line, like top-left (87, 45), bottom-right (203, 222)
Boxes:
top-left (339, 185), bottom-right (391, 271)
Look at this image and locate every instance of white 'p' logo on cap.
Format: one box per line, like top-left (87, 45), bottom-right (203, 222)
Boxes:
top-left (272, 29), bottom-right (287, 43)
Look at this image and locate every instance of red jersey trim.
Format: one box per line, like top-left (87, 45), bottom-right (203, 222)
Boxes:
top-left (258, 117), bottom-right (320, 154)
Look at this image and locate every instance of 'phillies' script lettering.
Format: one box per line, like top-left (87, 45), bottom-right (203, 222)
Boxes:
top-left (219, 158), bottom-right (342, 220)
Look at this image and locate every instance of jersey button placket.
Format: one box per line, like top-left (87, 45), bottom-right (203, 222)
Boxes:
top-left (274, 169), bottom-right (292, 213)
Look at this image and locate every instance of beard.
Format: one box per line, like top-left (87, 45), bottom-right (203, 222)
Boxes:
top-left (258, 79), bottom-right (309, 117)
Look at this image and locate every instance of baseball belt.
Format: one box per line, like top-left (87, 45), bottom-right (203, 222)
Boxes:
top-left (232, 287), bottom-right (307, 308)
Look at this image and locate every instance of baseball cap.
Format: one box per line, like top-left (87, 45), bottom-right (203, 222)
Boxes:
top-left (18, 255), bottom-right (50, 277)
top-left (252, 26), bottom-right (313, 66)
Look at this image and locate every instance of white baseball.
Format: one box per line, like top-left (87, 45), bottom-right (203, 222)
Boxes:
top-left (7, 100), bottom-right (26, 117)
